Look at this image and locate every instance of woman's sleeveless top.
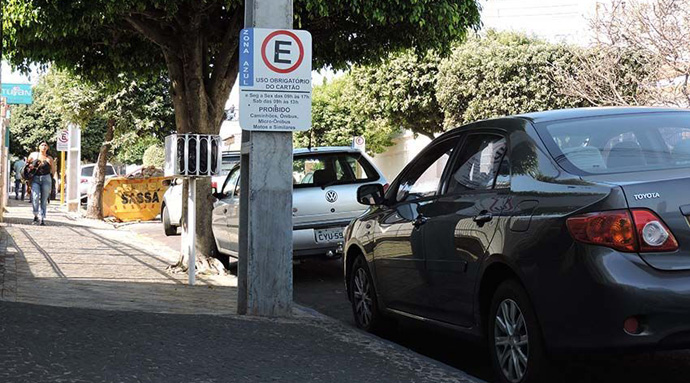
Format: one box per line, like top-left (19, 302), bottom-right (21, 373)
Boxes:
top-left (34, 159), bottom-right (52, 176)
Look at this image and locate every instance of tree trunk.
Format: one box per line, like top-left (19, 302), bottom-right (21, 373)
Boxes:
top-left (126, 7), bottom-right (241, 275)
top-left (85, 118), bottom-right (114, 219)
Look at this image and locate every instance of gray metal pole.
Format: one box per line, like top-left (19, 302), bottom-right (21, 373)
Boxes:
top-left (238, 0), bottom-right (294, 317)
top-left (188, 177), bottom-right (196, 285)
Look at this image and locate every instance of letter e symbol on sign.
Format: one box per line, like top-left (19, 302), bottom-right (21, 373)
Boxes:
top-left (274, 40), bottom-right (292, 64)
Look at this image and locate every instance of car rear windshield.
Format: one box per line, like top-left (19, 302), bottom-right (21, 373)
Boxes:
top-left (220, 154), bottom-right (240, 175)
top-left (292, 152), bottom-right (379, 188)
top-left (81, 166), bottom-right (116, 177)
top-left (538, 112), bottom-right (690, 175)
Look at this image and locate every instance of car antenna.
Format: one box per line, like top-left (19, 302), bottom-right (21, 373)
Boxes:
top-left (308, 132), bottom-right (312, 151)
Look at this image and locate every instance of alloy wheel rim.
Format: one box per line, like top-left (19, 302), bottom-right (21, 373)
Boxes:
top-left (494, 299), bottom-right (529, 383)
top-left (353, 267), bottom-right (373, 327)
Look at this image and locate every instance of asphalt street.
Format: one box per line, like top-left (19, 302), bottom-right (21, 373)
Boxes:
top-left (0, 301), bottom-right (481, 383)
top-left (124, 221), bottom-right (690, 383)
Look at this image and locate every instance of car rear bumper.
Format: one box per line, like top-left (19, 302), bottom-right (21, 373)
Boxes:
top-left (293, 223), bottom-right (348, 258)
top-left (532, 245), bottom-right (690, 352)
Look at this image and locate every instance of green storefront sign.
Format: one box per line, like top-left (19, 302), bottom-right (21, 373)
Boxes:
top-left (1, 83), bottom-right (33, 104)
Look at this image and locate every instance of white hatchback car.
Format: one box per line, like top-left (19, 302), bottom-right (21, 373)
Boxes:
top-left (80, 163), bottom-right (118, 201)
top-left (210, 147), bottom-right (386, 259)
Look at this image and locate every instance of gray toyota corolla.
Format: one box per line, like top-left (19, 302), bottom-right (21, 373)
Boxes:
top-left (343, 108), bottom-right (690, 383)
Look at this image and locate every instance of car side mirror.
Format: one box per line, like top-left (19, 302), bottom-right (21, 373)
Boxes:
top-left (211, 188), bottom-right (225, 200)
top-left (357, 184), bottom-right (385, 206)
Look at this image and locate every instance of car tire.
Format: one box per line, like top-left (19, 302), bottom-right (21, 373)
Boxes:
top-left (349, 255), bottom-right (384, 332)
top-left (162, 205), bottom-right (177, 236)
top-left (488, 279), bottom-right (549, 383)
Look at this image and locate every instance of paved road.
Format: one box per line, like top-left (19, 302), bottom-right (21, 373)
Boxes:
top-left (0, 301), bottom-right (481, 383)
top-left (125, 221), bottom-right (690, 383)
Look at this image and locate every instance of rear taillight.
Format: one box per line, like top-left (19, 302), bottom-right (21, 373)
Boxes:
top-left (566, 209), bottom-right (678, 253)
top-left (383, 183), bottom-right (390, 193)
top-left (631, 209), bottom-right (678, 252)
top-left (566, 210), bottom-right (636, 252)
top-left (80, 178), bottom-right (89, 184)
top-left (211, 181), bottom-right (218, 189)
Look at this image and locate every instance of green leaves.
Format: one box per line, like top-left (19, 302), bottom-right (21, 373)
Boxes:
top-left (8, 69), bottom-right (174, 164)
top-left (436, 31), bottom-right (590, 127)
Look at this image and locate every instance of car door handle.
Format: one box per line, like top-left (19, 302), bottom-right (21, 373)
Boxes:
top-left (413, 215), bottom-right (429, 228)
top-left (473, 212), bottom-right (493, 224)
top-left (365, 223), bottom-right (372, 229)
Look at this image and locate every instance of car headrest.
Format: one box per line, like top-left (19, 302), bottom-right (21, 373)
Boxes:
top-left (562, 146), bottom-right (606, 172)
top-left (313, 167), bottom-right (337, 186)
top-left (673, 139), bottom-right (690, 164)
top-left (607, 141), bottom-right (645, 169)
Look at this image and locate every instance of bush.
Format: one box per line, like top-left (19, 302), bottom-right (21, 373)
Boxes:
top-left (436, 31), bottom-right (589, 128)
top-left (142, 145), bottom-right (165, 169)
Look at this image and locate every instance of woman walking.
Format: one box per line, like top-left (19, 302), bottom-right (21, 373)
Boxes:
top-left (27, 142), bottom-right (55, 225)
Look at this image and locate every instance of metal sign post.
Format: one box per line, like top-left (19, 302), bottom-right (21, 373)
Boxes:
top-left (164, 134), bottom-right (221, 286)
top-left (187, 177), bottom-right (196, 285)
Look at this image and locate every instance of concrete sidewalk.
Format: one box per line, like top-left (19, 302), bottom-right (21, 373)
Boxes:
top-left (0, 199), bottom-right (484, 383)
top-left (0, 198), bottom-right (238, 315)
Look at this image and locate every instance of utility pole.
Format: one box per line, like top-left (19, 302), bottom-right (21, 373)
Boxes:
top-left (238, 0), bottom-right (294, 317)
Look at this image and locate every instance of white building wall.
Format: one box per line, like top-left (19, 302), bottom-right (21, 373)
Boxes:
top-left (370, 131), bottom-right (432, 181)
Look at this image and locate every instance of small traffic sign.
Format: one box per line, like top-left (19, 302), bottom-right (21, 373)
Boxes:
top-left (239, 28), bottom-right (312, 132)
top-left (57, 130), bottom-right (70, 151)
top-left (353, 136), bottom-right (366, 152)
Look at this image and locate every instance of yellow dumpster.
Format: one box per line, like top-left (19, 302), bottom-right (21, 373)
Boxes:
top-left (102, 176), bottom-right (171, 222)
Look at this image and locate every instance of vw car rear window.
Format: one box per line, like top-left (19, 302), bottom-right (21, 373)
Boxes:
top-left (539, 113), bottom-right (690, 175)
top-left (293, 153), bottom-right (379, 188)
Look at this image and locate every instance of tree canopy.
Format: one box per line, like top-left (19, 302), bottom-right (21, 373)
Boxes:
top-left (4, 0), bottom-right (482, 135)
top-left (299, 30), bottom-right (655, 152)
top-left (8, 69), bottom-right (175, 164)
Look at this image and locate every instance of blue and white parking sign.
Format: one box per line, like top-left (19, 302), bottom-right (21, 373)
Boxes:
top-left (239, 28), bottom-right (312, 132)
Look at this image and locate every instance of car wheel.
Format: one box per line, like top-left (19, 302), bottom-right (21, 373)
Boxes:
top-left (162, 205), bottom-right (177, 236)
top-left (349, 255), bottom-right (383, 332)
top-left (488, 280), bottom-right (548, 383)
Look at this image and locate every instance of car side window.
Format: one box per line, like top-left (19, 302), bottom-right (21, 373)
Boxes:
top-left (446, 135), bottom-right (507, 194)
top-left (222, 168), bottom-right (240, 198)
top-left (395, 137), bottom-right (460, 203)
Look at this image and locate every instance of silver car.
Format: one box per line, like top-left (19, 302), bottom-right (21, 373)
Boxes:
top-left (162, 151), bottom-right (240, 235)
top-left (211, 147), bottom-right (386, 259)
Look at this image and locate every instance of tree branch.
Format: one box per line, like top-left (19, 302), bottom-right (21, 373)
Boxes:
top-left (125, 15), bottom-right (177, 53)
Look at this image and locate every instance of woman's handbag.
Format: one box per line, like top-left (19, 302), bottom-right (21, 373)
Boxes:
top-left (21, 163), bottom-right (37, 182)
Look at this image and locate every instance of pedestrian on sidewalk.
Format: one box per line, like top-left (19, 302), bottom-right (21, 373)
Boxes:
top-left (27, 142), bottom-right (55, 225)
top-left (12, 157), bottom-right (26, 200)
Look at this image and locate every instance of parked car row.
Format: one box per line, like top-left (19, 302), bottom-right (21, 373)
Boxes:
top-left (344, 108), bottom-right (690, 383)
top-left (162, 150), bottom-right (240, 235)
top-left (162, 147), bottom-right (386, 260)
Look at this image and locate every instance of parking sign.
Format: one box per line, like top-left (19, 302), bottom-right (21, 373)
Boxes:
top-left (57, 130), bottom-right (70, 151)
top-left (239, 28), bottom-right (312, 132)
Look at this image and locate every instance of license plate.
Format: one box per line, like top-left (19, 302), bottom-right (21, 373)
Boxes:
top-left (315, 227), bottom-right (344, 244)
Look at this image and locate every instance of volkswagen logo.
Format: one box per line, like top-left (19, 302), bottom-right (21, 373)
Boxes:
top-left (325, 190), bottom-right (338, 203)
